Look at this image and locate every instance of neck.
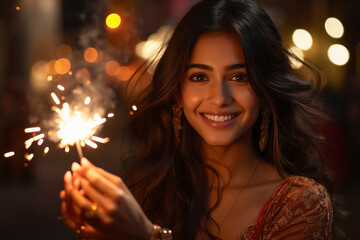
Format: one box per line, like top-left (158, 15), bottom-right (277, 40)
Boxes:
top-left (202, 132), bottom-right (260, 188)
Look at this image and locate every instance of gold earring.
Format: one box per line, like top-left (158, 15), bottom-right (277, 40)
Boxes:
top-left (259, 110), bottom-right (270, 152)
top-left (172, 105), bottom-right (182, 144)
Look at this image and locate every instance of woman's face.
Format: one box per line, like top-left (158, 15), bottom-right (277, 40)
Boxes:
top-left (180, 31), bottom-right (260, 147)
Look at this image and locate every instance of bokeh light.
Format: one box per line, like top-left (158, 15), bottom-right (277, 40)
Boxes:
top-left (105, 60), bottom-right (120, 76)
top-left (84, 47), bottom-right (98, 63)
top-left (55, 58), bottom-right (71, 74)
top-left (46, 60), bottom-right (57, 75)
top-left (57, 44), bottom-right (72, 58)
top-left (327, 44), bottom-right (349, 66)
top-left (325, 17), bottom-right (344, 39)
top-left (292, 29), bottom-right (313, 50)
top-left (106, 13), bottom-right (121, 29)
top-left (75, 68), bottom-right (91, 83)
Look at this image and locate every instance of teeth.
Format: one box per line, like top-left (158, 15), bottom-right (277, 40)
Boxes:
top-left (203, 114), bottom-right (236, 122)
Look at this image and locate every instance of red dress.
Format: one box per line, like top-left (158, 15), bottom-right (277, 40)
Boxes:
top-left (238, 176), bottom-right (333, 240)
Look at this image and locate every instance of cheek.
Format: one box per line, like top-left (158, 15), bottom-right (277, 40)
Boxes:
top-left (181, 84), bottom-right (203, 112)
top-left (236, 87), bottom-right (260, 114)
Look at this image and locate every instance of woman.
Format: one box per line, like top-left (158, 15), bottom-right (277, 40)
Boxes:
top-left (60, 0), bottom-right (334, 239)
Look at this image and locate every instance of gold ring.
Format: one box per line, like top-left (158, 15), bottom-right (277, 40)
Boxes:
top-left (84, 204), bottom-right (98, 219)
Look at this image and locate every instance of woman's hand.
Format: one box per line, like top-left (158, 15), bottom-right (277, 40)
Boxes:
top-left (60, 164), bottom-right (107, 239)
top-left (68, 158), bottom-right (154, 240)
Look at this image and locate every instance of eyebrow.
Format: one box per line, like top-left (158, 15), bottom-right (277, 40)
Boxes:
top-left (185, 63), bottom-right (246, 71)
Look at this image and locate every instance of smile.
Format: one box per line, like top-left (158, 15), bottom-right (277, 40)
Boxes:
top-left (203, 113), bottom-right (238, 122)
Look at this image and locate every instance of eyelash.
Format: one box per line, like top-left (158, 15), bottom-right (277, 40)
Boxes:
top-left (188, 73), bottom-right (248, 82)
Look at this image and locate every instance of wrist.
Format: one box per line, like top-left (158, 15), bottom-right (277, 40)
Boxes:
top-left (149, 225), bottom-right (172, 240)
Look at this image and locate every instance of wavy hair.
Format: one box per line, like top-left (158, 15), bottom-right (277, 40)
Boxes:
top-left (121, 0), bottom-right (335, 239)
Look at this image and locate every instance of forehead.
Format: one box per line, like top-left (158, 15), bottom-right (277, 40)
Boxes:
top-left (189, 31), bottom-right (245, 65)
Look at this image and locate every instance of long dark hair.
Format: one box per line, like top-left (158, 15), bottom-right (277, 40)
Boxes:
top-left (121, 0), bottom-right (334, 239)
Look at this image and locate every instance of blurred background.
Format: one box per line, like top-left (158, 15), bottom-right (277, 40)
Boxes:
top-left (0, 0), bottom-right (359, 239)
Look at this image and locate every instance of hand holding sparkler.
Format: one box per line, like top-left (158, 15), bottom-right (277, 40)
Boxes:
top-left (60, 158), bottom-right (154, 240)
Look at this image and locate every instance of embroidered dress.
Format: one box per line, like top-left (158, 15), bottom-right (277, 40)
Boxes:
top-left (238, 176), bottom-right (333, 240)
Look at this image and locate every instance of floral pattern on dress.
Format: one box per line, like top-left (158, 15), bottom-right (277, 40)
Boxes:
top-left (238, 176), bottom-right (333, 240)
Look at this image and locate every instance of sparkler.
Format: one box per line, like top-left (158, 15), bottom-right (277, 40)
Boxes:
top-left (3, 84), bottom-right (113, 162)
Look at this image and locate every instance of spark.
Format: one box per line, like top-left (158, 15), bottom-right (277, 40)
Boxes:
top-left (38, 139), bottom-right (44, 145)
top-left (85, 139), bottom-right (98, 149)
top-left (25, 153), bottom-right (34, 161)
top-left (92, 136), bottom-right (109, 143)
top-left (4, 152), bottom-right (15, 158)
top-left (47, 75), bottom-right (53, 81)
top-left (33, 133), bottom-right (45, 141)
top-left (84, 96), bottom-right (91, 105)
top-left (57, 85), bottom-right (65, 91)
top-left (107, 113), bottom-right (114, 118)
top-left (25, 127), bottom-right (41, 133)
top-left (51, 92), bottom-right (61, 105)
top-left (132, 105), bottom-right (137, 111)
top-left (44, 147), bottom-right (49, 154)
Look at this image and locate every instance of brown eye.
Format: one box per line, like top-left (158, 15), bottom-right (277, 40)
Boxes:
top-left (229, 73), bottom-right (247, 82)
top-left (189, 73), bottom-right (208, 82)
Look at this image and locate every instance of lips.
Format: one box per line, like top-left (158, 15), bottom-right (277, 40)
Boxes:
top-left (200, 112), bottom-right (240, 128)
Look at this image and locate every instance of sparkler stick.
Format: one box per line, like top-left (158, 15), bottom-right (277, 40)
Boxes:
top-left (75, 141), bottom-right (84, 160)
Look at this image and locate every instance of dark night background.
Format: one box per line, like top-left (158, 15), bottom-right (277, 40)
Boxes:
top-left (0, 0), bottom-right (359, 239)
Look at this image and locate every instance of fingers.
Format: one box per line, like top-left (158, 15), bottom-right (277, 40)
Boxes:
top-left (70, 185), bottom-right (111, 225)
top-left (81, 167), bottom-right (121, 200)
top-left (81, 158), bottom-right (123, 187)
top-left (80, 177), bottom-right (112, 209)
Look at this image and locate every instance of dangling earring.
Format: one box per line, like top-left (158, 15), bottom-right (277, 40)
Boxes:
top-left (172, 105), bottom-right (183, 144)
top-left (259, 110), bottom-right (270, 152)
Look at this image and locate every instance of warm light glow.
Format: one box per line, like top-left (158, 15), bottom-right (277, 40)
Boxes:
top-left (107, 113), bottom-right (114, 118)
top-left (57, 85), bottom-right (65, 91)
top-left (84, 97), bottom-right (91, 105)
top-left (16, 6), bottom-right (20, 11)
top-left (288, 46), bottom-right (304, 69)
top-left (46, 60), bottom-right (57, 75)
top-left (85, 139), bottom-right (98, 149)
top-left (132, 105), bottom-right (137, 111)
top-left (4, 152), bottom-right (15, 158)
top-left (47, 75), bottom-right (53, 81)
top-left (51, 92), bottom-right (61, 105)
top-left (292, 29), bottom-right (313, 50)
top-left (106, 13), bottom-right (121, 29)
top-left (54, 103), bottom-right (106, 149)
top-left (105, 60), bottom-right (120, 76)
top-left (44, 147), bottom-right (49, 154)
top-left (328, 44), bottom-right (349, 66)
top-left (31, 61), bottom-right (48, 82)
top-left (55, 58), bottom-right (71, 74)
top-left (325, 17), bottom-right (344, 38)
top-left (25, 139), bottom-right (34, 149)
top-left (57, 44), bottom-right (72, 58)
top-left (65, 146), bottom-right (70, 153)
top-left (25, 153), bottom-right (34, 161)
top-left (92, 136), bottom-right (109, 143)
top-left (84, 47), bottom-right (98, 63)
top-left (33, 133), bottom-right (45, 141)
top-left (75, 68), bottom-right (90, 83)
top-left (25, 127), bottom-right (41, 133)
top-left (135, 40), bottom-right (162, 60)
top-left (38, 139), bottom-right (44, 145)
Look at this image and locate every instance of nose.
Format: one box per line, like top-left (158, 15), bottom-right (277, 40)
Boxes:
top-left (207, 78), bottom-right (233, 106)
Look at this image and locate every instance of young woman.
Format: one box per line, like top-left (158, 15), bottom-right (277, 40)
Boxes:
top-left (60, 0), bottom-right (334, 239)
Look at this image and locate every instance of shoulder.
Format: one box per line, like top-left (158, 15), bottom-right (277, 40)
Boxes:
top-left (255, 176), bottom-right (333, 239)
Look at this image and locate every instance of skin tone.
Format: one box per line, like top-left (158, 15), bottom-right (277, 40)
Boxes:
top-left (61, 31), bottom-right (282, 240)
top-left (181, 31), bottom-right (282, 239)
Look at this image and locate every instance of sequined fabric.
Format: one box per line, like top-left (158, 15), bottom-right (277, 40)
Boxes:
top-left (238, 176), bottom-right (333, 240)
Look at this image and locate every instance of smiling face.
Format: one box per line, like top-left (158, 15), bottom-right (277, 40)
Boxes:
top-left (179, 31), bottom-right (260, 147)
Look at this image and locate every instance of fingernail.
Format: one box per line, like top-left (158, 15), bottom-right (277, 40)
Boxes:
top-left (81, 157), bottom-right (90, 166)
top-left (71, 162), bottom-right (81, 172)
